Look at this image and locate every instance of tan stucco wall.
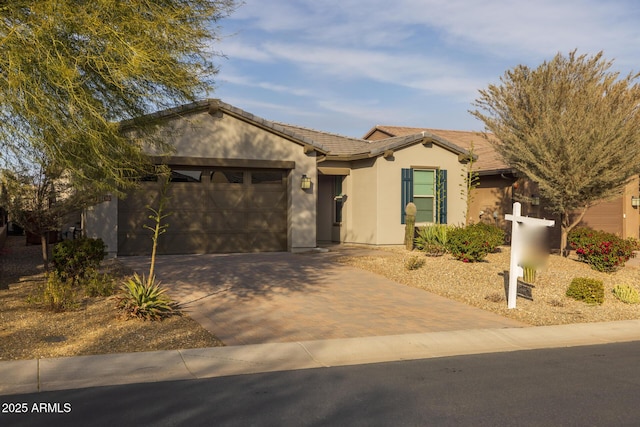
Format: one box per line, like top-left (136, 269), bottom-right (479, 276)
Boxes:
top-left (344, 158), bottom-right (378, 244)
top-left (469, 175), bottom-right (515, 229)
top-left (470, 174), bottom-right (640, 250)
top-left (86, 109), bottom-right (318, 253)
top-left (338, 143), bottom-right (468, 245)
top-left (83, 196), bottom-right (118, 257)
top-left (581, 177), bottom-right (639, 239)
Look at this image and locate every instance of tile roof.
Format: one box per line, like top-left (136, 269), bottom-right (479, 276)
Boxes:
top-left (130, 99), bottom-right (475, 162)
top-left (364, 126), bottom-right (512, 173)
top-left (273, 122), bottom-right (373, 156)
top-left (276, 122), bottom-right (471, 159)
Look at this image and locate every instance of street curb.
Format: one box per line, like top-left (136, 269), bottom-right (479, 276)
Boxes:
top-left (2, 319), bottom-right (640, 396)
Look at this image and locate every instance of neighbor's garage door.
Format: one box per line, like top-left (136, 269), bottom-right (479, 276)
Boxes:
top-left (117, 168), bottom-right (288, 255)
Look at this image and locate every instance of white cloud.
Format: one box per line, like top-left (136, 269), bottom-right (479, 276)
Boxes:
top-left (214, 0), bottom-right (640, 135)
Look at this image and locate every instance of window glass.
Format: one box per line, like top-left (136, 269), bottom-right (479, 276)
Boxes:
top-left (413, 169), bottom-right (436, 223)
top-left (211, 170), bottom-right (244, 184)
top-left (414, 197), bottom-right (434, 223)
top-left (251, 171), bottom-right (283, 184)
top-left (413, 170), bottom-right (434, 196)
top-left (170, 170), bottom-right (202, 182)
top-left (138, 174), bottom-right (158, 182)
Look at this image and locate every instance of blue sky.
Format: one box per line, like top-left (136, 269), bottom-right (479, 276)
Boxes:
top-left (212, 0), bottom-right (640, 138)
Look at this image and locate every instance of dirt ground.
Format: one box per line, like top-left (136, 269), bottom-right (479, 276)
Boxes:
top-left (0, 236), bottom-right (222, 361)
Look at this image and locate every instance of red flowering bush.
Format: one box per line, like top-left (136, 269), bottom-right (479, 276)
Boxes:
top-left (568, 227), bottom-right (638, 272)
top-left (446, 223), bottom-right (505, 262)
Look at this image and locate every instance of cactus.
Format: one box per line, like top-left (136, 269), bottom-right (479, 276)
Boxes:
top-left (404, 202), bottom-right (417, 250)
top-left (522, 265), bottom-right (536, 284)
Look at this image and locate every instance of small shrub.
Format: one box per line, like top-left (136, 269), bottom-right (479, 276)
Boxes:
top-left (547, 299), bottom-right (564, 308)
top-left (612, 284), bottom-right (640, 304)
top-left (471, 222), bottom-right (506, 252)
top-left (52, 238), bottom-right (107, 285)
top-left (568, 227), bottom-right (637, 272)
top-left (115, 273), bottom-right (179, 321)
top-left (83, 269), bottom-right (116, 297)
top-left (566, 277), bottom-right (605, 305)
top-left (414, 224), bottom-right (449, 256)
top-left (404, 255), bottom-right (425, 270)
top-left (446, 223), bottom-right (505, 262)
top-left (41, 272), bottom-right (77, 312)
top-left (485, 292), bottom-right (504, 303)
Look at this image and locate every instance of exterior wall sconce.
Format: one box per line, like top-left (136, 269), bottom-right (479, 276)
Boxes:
top-left (632, 196), bottom-right (640, 208)
top-left (301, 174), bottom-right (311, 190)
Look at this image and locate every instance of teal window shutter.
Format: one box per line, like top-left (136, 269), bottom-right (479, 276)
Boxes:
top-left (437, 169), bottom-right (447, 224)
top-left (401, 168), bottom-right (413, 224)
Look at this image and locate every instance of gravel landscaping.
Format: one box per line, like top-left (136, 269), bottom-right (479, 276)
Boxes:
top-left (335, 245), bottom-right (640, 326)
top-left (0, 236), bottom-right (222, 361)
top-left (3, 234), bottom-right (640, 361)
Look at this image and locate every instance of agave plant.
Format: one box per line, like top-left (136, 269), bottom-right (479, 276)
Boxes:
top-left (414, 224), bottom-right (449, 256)
top-left (116, 273), bottom-right (179, 321)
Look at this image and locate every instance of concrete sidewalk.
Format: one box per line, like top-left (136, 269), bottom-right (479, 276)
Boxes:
top-left (3, 319), bottom-right (640, 396)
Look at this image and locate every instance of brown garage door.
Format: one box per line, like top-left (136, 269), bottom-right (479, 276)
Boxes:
top-left (118, 168), bottom-right (288, 255)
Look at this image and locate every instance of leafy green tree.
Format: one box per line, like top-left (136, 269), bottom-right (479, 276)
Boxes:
top-left (1, 157), bottom-right (98, 270)
top-left (0, 1), bottom-right (236, 194)
top-left (471, 51), bottom-right (640, 254)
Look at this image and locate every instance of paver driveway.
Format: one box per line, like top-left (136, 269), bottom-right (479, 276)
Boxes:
top-left (119, 250), bottom-right (526, 346)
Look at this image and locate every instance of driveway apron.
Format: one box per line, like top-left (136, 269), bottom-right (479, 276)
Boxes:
top-left (119, 252), bottom-right (526, 346)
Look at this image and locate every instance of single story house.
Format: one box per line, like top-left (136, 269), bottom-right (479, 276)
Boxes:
top-left (364, 126), bottom-right (640, 246)
top-left (84, 100), bottom-right (473, 256)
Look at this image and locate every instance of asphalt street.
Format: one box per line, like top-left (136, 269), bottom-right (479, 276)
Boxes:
top-left (3, 341), bottom-right (640, 426)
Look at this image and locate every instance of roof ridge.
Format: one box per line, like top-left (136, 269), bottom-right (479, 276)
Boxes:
top-left (273, 121), bottom-right (370, 144)
top-left (378, 125), bottom-right (483, 133)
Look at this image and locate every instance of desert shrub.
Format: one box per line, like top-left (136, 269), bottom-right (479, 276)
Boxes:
top-left (471, 222), bottom-right (506, 252)
top-left (414, 224), bottom-right (449, 256)
top-left (446, 223), bottom-right (505, 262)
top-left (116, 273), bottom-right (179, 321)
top-left (52, 237), bottom-right (107, 285)
top-left (612, 284), bottom-right (640, 304)
top-left (568, 227), bottom-right (637, 272)
top-left (41, 272), bottom-right (77, 312)
top-left (404, 255), bottom-right (425, 270)
top-left (83, 269), bottom-right (116, 297)
top-left (566, 277), bottom-right (605, 305)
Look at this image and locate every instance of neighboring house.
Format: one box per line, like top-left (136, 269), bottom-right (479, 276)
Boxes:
top-left (364, 126), bottom-right (640, 246)
top-left (84, 100), bottom-right (473, 256)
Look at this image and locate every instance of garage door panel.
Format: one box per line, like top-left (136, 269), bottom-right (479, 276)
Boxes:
top-left (120, 192), bottom-right (160, 212)
top-left (157, 232), bottom-right (209, 255)
top-left (247, 211), bottom-right (286, 231)
top-left (209, 188), bottom-right (244, 209)
top-left (246, 232), bottom-right (287, 251)
top-left (208, 211), bottom-right (247, 231)
top-left (118, 168), bottom-right (288, 255)
top-left (168, 210), bottom-right (206, 230)
top-left (169, 185), bottom-right (206, 207)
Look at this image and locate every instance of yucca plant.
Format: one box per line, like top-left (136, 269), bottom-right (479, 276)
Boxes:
top-left (414, 224), bottom-right (449, 256)
top-left (116, 273), bottom-right (179, 321)
top-left (116, 170), bottom-right (179, 321)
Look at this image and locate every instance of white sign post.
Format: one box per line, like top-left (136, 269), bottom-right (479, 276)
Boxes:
top-left (504, 202), bottom-right (555, 309)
